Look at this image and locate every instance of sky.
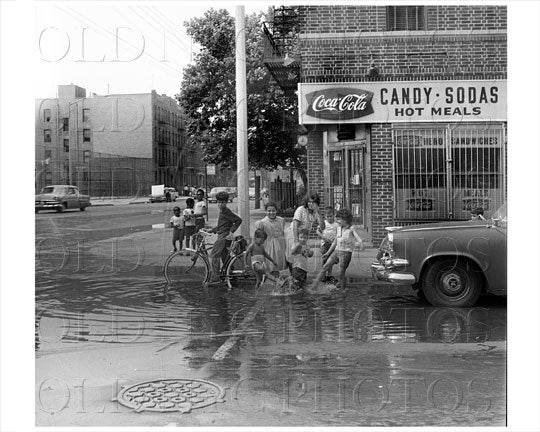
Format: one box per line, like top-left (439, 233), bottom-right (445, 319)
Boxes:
top-left (35, 2), bottom-right (269, 99)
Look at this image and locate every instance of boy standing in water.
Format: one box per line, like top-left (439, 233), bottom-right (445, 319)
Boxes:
top-left (169, 206), bottom-right (184, 252)
top-left (312, 208), bottom-right (364, 291)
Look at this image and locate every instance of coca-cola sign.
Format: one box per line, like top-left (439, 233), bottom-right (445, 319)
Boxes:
top-left (305, 88), bottom-right (374, 120)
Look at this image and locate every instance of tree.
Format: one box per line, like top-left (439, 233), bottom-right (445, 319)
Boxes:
top-left (177, 8), bottom-right (305, 176)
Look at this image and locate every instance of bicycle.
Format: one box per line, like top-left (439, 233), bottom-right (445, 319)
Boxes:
top-left (163, 229), bottom-right (256, 290)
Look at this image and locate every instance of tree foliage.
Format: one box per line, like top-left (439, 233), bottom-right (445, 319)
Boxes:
top-left (178, 9), bottom-right (303, 172)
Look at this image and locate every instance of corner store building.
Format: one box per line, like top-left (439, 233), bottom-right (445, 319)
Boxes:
top-left (265, 5), bottom-right (507, 243)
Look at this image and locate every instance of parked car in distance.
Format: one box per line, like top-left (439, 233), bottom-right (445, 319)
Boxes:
top-left (208, 187), bottom-right (234, 203)
top-left (371, 202), bottom-right (507, 307)
top-left (249, 187), bottom-right (256, 200)
top-left (35, 185), bottom-right (91, 213)
top-left (149, 186), bottom-right (179, 203)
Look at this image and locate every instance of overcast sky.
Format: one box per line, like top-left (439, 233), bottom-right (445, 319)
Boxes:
top-left (35, 2), bottom-right (268, 99)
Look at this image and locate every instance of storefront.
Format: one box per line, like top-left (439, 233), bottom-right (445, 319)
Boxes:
top-left (298, 80), bottom-right (507, 240)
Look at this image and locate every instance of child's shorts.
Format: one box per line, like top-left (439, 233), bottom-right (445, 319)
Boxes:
top-left (291, 267), bottom-right (307, 284)
top-left (184, 225), bottom-right (196, 238)
top-left (173, 227), bottom-right (184, 242)
top-left (321, 241), bottom-right (333, 258)
top-left (325, 250), bottom-right (352, 269)
top-left (252, 261), bottom-right (269, 274)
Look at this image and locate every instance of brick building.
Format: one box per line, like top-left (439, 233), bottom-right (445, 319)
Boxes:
top-left (35, 84), bottom-right (205, 196)
top-left (263, 5), bottom-right (507, 243)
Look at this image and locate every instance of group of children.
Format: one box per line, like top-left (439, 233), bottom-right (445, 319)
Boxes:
top-left (169, 189), bottom-right (207, 252)
top-left (246, 203), bottom-right (364, 292)
top-left (170, 191), bottom-right (364, 291)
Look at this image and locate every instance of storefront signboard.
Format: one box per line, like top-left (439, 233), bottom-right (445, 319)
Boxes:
top-left (298, 80), bottom-right (506, 124)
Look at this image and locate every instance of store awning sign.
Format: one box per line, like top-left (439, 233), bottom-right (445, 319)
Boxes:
top-left (299, 80), bottom-right (506, 124)
top-left (305, 88), bottom-right (374, 120)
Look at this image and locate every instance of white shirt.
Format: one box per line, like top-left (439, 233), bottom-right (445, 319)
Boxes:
top-left (320, 220), bottom-right (339, 246)
top-left (194, 200), bottom-right (207, 217)
top-left (183, 208), bottom-right (195, 226)
top-left (170, 215), bottom-right (184, 228)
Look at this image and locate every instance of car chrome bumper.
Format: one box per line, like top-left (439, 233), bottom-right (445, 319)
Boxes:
top-left (371, 261), bottom-right (416, 284)
top-left (35, 202), bottom-right (61, 210)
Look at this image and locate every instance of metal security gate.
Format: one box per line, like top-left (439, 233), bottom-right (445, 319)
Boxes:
top-left (392, 124), bottom-right (506, 221)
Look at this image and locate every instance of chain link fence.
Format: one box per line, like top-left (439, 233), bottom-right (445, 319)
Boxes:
top-left (35, 149), bottom-right (153, 198)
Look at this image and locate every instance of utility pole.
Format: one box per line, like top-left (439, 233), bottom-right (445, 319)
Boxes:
top-left (235, 6), bottom-right (250, 239)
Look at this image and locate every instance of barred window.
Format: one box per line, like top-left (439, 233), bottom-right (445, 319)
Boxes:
top-left (386, 6), bottom-right (425, 31)
top-left (62, 117), bottom-right (69, 132)
top-left (83, 108), bottom-right (90, 122)
top-left (63, 139), bottom-right (69, 152)
top-left (83, 129), bottom-right (91, 142)
top-left (44, 129), bottom-right (51, 142)
top-left (44, 109), bottom-right (51, 122)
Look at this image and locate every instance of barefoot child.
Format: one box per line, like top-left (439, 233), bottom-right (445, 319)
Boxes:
top-left (245, 228), bottom-right (279, 290)
top-left (169, 206), bottom-right (184, 252)
top-left (183, 198), bottom-right (197, 248)
top-left (312, 208), bottom-right (364, 290)
top-left (316, 206), bottom-right (339, 280)
top-left (290, 228), bottom-right (314, 288)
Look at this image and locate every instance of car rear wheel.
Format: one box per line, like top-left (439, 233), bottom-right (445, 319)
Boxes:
top-left (80, 206), bottom-right (86, 211)
top-left (421, 258), bottom-right (482, 307)
top-left (57, 204), bottom-right (66, 213)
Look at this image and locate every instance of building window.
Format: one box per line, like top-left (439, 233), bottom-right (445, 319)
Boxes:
top-left (337, 125), bottom-right (356, 141)
top-left (62, 118), bottom-right (69, 132)
top-left (83, 150), bottom-right (91, 164)
top-left (44, 109), bottom-right (51, 122)
top-left (386, 6), bottom-right (425, 31)
top-left (44, 150), bottom-right (52, 159)
top-left (83, 108), bottom-right (90, 122)
top-left (44, 129), bottom-right (52, 142)
top-left (83, 171), bottom-right (89, 181)
top-left (83, 129), bottom-right (91, 142)
top-left (63, 139), bottom-right (69, 152)
top-left (45, 172), bottom-right (53, 182)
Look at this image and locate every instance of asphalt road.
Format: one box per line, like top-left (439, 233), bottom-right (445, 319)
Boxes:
top-left (35, 203), bottom-right (507, 427)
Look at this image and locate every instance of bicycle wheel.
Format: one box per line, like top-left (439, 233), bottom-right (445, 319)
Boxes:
top-left (224, 254), bottom-right (256, 290)
top-left (164, 249), bottom-right (210, 285)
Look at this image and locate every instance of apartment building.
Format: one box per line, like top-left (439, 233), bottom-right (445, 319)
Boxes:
top-left (35, 84), bottom-right (204, 196)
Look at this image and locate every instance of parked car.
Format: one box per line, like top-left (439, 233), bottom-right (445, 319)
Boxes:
top-left (371, 202), bottom-right (507, 307)
top-left (149, 186), bottom-right (179, 203)
top-left (208, 187), bottom-right (234, 203)
top-left (249, 187), bottom-right (256, 200)
top-left (35, 185), bottom-right (91, 213)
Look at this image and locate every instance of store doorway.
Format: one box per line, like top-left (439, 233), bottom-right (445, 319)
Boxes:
top-left (328, 147), bottom-right (366, 227)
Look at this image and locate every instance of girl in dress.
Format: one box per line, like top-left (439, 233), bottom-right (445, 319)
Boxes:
top-left (284, 191), bottom-right (325, 270)
top-left (254, 202), bottom-right (287, 276)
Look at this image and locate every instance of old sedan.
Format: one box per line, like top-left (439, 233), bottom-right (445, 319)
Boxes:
top-left (371, 203), bottom-right (507, 307)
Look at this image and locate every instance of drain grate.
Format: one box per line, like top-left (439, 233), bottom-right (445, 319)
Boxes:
top-left (114, 379), bottom-right (226, 413)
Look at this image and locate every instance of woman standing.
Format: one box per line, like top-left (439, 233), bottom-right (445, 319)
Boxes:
top-left (284, 191), bottom-right (325, 268)
top-left (254, 202), bottom-right (287, 275)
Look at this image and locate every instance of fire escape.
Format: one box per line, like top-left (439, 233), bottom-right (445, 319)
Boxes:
top-left (262, 6), bottom-right (301, 96)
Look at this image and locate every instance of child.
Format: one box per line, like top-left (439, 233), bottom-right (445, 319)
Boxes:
top-left (208, 191), bottom-right (242, 284)
top-left (169, 206), bottom-right (184, 252)
top-left (316, 206), bottom-right (339, 279)
top-left (194, 189), bottom-right (207, 233)
top-left (312, 208), bottom-right (364, 291)
top-left (254, 202), bottom-right (287, 277)
top-left (183, 198), bottom-right (197, 248)
top-left (245, 228), bottom-right (279, 290)
top-left (290, 228), bottom-right (314, 287)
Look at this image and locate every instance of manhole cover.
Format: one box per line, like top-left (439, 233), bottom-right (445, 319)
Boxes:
top-left (114, 379), bottom-right (226, 413)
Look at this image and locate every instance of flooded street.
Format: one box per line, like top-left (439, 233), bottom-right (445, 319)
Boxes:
top-left (35, 204), bottom-right (507, 427)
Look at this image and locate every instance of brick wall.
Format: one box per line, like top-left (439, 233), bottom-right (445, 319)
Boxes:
top-left (306, 130), bottom-right (324, 203)
top-left (297, 5), bottom-right (506, 33)
top-left (370, 124), bottom-right (394, 244)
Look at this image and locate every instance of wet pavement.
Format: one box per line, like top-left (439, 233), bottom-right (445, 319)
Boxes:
top-left (35, 203), bottom-right (507, 427)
